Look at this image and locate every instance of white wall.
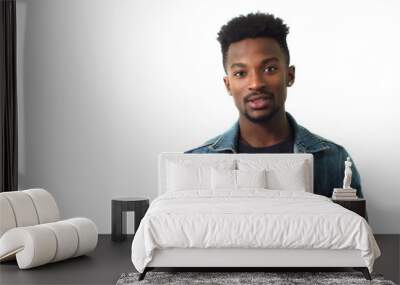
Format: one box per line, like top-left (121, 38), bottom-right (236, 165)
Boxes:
top-left (16, 0), bottom-right (400, 234)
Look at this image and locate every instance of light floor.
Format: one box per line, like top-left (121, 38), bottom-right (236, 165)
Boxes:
top-left (0, 235), bottom-right (398, 285)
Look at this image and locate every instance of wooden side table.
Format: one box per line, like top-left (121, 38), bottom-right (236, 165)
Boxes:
top-left (331, 198), bottom-right (367, 220)
top-left (111, 197), bottom-right (149, 242)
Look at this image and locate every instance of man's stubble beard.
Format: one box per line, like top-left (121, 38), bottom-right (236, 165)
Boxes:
top-left (242, 101), bottom-right (282, 124)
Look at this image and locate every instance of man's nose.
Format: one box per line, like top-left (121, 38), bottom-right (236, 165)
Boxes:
top-left (248, 70), bottom-right (266, 91)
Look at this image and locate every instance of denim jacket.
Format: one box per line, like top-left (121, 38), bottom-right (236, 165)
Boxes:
top-left (185, 112), bottom-right (363, 198)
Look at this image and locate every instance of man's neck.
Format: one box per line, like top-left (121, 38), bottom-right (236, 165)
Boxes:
top-left (238, 111), bottom-right (292, 148)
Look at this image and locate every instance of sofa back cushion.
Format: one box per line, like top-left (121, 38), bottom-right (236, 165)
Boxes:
top-left (0, 189), bottom-right (60, 237)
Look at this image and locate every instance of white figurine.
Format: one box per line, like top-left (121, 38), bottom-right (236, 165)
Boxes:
top-left (342, 157), bottom-right (353, 189)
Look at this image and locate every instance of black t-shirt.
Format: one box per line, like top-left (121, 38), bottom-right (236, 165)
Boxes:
top-left (238, 137), bottom-right (294, 153)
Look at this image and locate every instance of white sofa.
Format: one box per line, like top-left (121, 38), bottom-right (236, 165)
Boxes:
top-left (0, 188), bottom-right (98, 269)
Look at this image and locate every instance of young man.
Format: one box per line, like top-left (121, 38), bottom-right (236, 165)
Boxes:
top-left (185, 12), bottom-right (363, 198)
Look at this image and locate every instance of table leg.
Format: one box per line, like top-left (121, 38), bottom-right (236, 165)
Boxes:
top-left (112, 202), bottom-right (126, 241)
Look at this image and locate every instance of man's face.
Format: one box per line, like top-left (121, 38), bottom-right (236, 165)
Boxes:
top-left (223, 37), bottom-right (295, 124)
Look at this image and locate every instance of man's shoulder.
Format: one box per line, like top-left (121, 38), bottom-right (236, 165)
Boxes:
top-left (298, 124), bottom-right (348, 155)
top-left (184, 122), bottom-right (239, 153)
top-left (287, 113), bottom-right (347, 155)
top-left (184, 135), bottom-right (221, 153)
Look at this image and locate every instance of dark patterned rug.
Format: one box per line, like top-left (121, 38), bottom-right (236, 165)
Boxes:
top-left (116, 271), bottom-right (397, 285)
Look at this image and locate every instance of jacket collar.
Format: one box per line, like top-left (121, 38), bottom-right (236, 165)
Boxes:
top-left (208, 112), bottom-right (330, 153)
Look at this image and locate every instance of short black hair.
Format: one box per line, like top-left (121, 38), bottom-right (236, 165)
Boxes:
top-left (217, 12), bottom-right (290, 72)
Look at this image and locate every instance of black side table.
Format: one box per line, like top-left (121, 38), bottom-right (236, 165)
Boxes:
top-left (111, 197), bottom-right (149, 242)
top-left (332, 198), bottom-right (367, 220)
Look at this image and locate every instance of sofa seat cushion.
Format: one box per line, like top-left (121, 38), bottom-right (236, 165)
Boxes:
top-left (0, 218), bottom-right (98, 269)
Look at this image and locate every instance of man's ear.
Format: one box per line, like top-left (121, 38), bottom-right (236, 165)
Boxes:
top-left (223, 76), bottom-right (231, 96)
top-left (287, 65), bottom-right (295, 86)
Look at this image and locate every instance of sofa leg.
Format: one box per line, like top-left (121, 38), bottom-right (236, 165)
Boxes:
top-left (138, 268), bottom-right (148, 281)
top-left (354, 267), bottom-right (371, 280)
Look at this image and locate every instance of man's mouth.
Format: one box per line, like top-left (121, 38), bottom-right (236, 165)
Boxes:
top-left (247, 96), bottom-right (271, 110)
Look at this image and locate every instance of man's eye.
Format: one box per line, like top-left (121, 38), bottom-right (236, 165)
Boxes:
top-left (265, 66), bottom-right (277, 73)
top-left (233, 71), bottom-right (246, 77)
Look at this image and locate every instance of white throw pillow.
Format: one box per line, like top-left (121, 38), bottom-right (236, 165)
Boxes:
top-left (236, 169), bottom-right (267, 189)
top-left (266, 161), bottom-right (307, 191)
top-left (211, 168), bottom-right (267, 190)
top-left (211, 168), bottom-right (236, 189)
top-left (166, 160), bottom-right (235, 191)
top-left (167, 163), bottom-right (209, 191)
top-left (237, 159), bottom-right (309, 192)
